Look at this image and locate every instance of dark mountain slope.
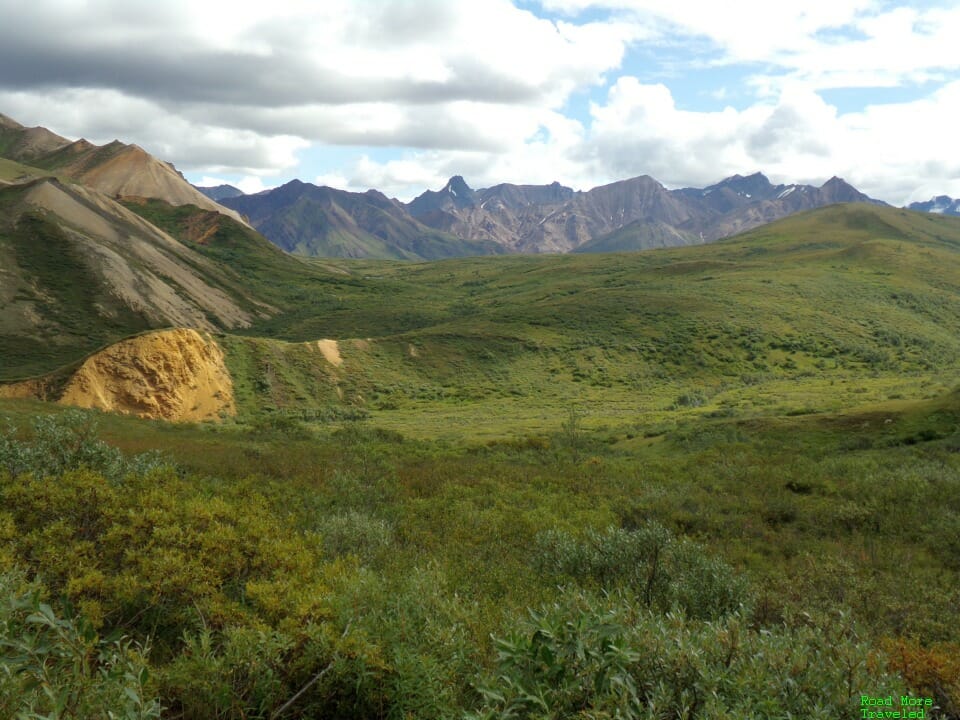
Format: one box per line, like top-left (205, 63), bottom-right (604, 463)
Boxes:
top-left (221, 179), bottom-right (502, 259)
top-left (909, 195), bottom-right (960, 216)
top-left (195, 184), bottom-right (245, 201)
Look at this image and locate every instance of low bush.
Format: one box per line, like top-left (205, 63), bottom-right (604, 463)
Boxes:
top-left (0, 569), bottom-right (160, 720)
top-left (469, 590), bottom-right (908, 720)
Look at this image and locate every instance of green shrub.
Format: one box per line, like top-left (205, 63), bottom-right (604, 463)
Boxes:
top-left (318, 511), bottom-right (394, 564)
top-left (0, 569), bottom-right (160, 720)
top-left (533, 523), bottom-right (749, 620)
top-left (468, 590), bottom-right (908, 720)
top-left (0, 410), bottom-right (169, 484)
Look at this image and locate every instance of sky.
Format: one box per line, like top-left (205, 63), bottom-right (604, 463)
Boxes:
top-left (0, 0), bottom-right (959, 205)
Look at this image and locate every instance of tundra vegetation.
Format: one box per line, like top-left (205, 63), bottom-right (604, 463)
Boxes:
top-left (1, 203), bottom-right (960, 717)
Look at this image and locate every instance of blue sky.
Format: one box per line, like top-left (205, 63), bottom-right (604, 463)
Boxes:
top-left (1, 0), bottom-right (958, 204)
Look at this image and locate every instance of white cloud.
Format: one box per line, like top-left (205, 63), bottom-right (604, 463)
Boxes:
top-left (346, 73), bottom-right (960, 205)
top-left (0, 0), bottom-right (637, 179)
top-left (539, 1), bottom-right (960, 92)
top-left (582, 76), bottom-right (960, 204)
top-left (0, 88), bottom-right (308, 176)
top-left (539, 0), bottom-right (874, 60)
top-left (1, 1), bottom-right (958, 204)
top-left (324, 111), bottom-right (597, 201)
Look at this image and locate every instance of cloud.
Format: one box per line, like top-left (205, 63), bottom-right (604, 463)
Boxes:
top-left (197, 175), bottom-right (276, 194)
top-left (0, 1), bottom-right (636, 115)
top-left (1, 1), bottom-right (958, 203)
top-left (582, 76), bottom-right (960, 204)
top-left (0, 0), bottom-right (639, 177)
top-left (0, 88), bottom-right (308, 176)
top-left (539, 1), bottom-right (960, 91)
top-left (307, 107), bottom-right (591, 201)
top-left (346, 75), bottom-right (960, 205)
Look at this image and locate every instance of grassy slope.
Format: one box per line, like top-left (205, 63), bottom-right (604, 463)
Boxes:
top-left (573, 217), bottom-right (700, 252)
top-left (3, 202), bottom-right (960, 712)
top-left (205, 204), bottom-right (960, 441)
top-left (0, 185), bottom-right (156, 378)
top-left (0, 157), bottom-right (48, 184)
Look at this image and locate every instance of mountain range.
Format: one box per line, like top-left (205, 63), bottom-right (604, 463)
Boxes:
top-left (2, 108), bottom-right (959, 377)
top-left (907, 195), bottom-right (960, 216)
top-left (216, 171), bottom-right (886, 258)
top-left (6, 112), bottom-right (955, 263)
top-left (220, 178), bottom-right (502, 259)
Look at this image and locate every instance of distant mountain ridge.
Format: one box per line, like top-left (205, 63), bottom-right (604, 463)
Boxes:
top-left (224, 170), bottom-right (888, 258)
top-left (7, 111), bottom-right (937, 261)
top-left (195, 184), bottom-right (245, 202)
top-left (219, 179), bottom-right (503, 260)
top-left (908, 195), bottom-right (960, 216)
top-left (404, 171), bottom-right (884, 254)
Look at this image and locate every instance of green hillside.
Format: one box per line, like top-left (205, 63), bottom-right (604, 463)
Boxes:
top-left (573, 217), bottom-right (700, 252)
top-left (3, 202), bottom-right (960, 717)
top-left (0, 186), bottom-right (278, 380)
top-left (195, 204), bottom-right (960, 442)
top-left (0, 157), bottom-right (48, 184)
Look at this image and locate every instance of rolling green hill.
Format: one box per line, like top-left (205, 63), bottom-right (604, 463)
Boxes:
top-left (187, 203), bottom-right (960, 441)
top-left (3, 201), bottom-right (960, 717)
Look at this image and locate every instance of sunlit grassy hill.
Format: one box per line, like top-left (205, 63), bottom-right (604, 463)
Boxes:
top-left (3, 201), bottom-right (960, 716)
top-left (182, 203), bottom-right (960, 439)
top-left (6, 197), bottom-right (960, 439)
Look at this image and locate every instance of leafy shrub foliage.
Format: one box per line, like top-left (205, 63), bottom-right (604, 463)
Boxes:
top-left (0, 410), bottom-right (167, 483)
top-left (469, 591), bottom-right (908, 720)
top-left (0, 569), bottom-right (160, 720)
top-left (0, 406), bottom-right (955, 716)
top-left (533, 523), bottom-right (750, 620)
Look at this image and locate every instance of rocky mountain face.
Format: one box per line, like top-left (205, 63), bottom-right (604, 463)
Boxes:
top-left (219, 179), bottom-right (503, 260)
top-left (0, 177), bottom-right (263, 328)
top-left (0, 165), bottom-right (279, 378)
top-left (678, 174), bottom-right (884, 244)
top-left (225, 171), bottom-right (886, 257)
top-left (0, 113), bottom-right (243, 222)
top-left (406, 171), bottom-right (885, 254)
top-left (908, 195), bottom-right (960, 216)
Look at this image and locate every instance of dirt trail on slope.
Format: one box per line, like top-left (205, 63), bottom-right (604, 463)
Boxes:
top-left (57, 329), bottom-right (236, 421)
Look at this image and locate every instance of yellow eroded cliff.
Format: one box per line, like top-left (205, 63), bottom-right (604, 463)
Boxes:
top-left (57, 329), bottom-right (235, 422)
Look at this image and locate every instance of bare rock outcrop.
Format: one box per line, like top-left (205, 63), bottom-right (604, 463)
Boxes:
top-left (57, 329), bottom-right (236, 422)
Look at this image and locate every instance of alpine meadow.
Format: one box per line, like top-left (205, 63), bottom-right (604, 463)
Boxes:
top-left (1, 2), bottom-right (960, 718)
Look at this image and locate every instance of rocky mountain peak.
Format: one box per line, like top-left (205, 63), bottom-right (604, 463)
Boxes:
top-left (710, 172), bottom-right (776, 199)
top-left (443, 175), bottom-right (473, 198)
top-left (818, 176), bottom-right (871, 203)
